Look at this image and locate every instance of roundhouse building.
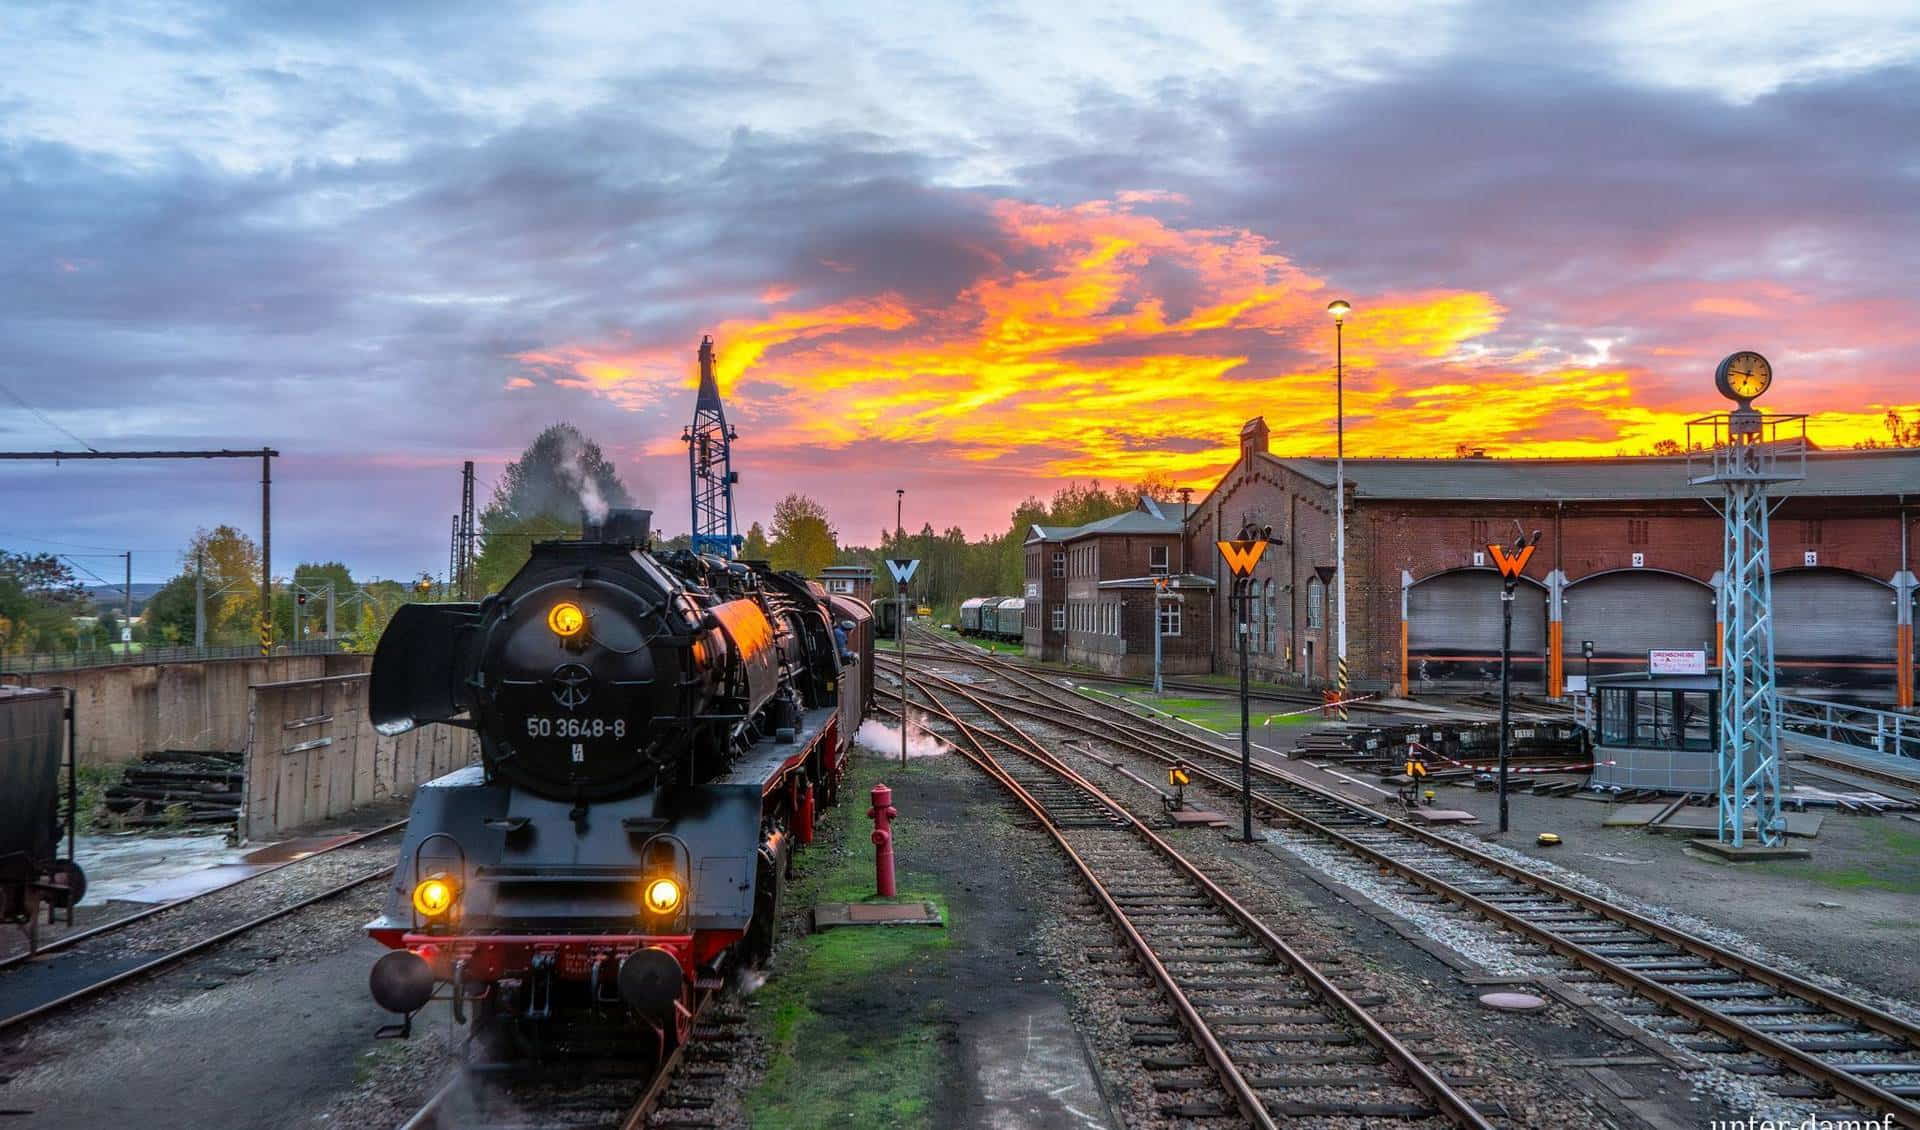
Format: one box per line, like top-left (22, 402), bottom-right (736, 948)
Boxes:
top-left (1023, 497), bottom-right (1217, 674)
top-left (1188, 417), bottom-right (1919, 706)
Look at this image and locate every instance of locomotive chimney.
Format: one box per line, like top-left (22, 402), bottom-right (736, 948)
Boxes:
top-left (584, 508), bottom-right (654, 547)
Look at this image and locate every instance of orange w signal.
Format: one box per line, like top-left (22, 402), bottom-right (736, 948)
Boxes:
top-left (1487, 542), bottom-right (1535, 580)
top-left (1217, 539), bottom-right (1267, 578)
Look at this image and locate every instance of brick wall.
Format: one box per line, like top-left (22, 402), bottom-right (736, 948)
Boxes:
top-left (1193, 446), bottom-right (1919, 700)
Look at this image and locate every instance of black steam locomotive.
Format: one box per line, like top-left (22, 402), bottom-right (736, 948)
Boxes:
top-left (364, 508), bottom-right (871, 1056)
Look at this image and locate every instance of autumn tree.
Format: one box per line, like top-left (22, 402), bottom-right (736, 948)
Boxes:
top-left (739, 522), bottom-right (773, 561)
top-left (474, 424), bottom-right (634, 593)
top-left (768, 493), bottom-right (838, 577)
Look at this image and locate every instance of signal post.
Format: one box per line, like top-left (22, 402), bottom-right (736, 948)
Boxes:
top-left (1488, 531), bottom-right (1540, 835)
top-left (1218, 527), bottom-right (1275, 843)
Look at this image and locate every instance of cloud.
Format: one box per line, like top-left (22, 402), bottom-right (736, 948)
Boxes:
top-left (0, 0), bottom-right (1916, 580)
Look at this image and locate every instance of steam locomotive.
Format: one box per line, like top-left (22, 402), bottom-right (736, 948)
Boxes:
top-left (363, 508), bottom-right (872, 1057)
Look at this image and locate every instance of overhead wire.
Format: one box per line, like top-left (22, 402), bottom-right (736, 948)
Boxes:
top-left (0, 382), bottom-right (98, 452)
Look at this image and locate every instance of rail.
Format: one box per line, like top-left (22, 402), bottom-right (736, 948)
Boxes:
top-left (883, 668), bottom-right (1493, 1128)
top-left (1776, 694), bottom-right (1920, 763)
top-left (903, 632), bottom-right (1920, 1125)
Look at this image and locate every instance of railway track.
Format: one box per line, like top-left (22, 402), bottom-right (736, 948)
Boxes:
top-left (396, 990), bottom-right (735, 1130)
top-left (879, 667), bottom-right (1494, 1128)
top-left (0, 822), bottom-right (405, 1033)
top-left (899, 632), bottom-right (1920, 1126)
top-left (0, 818), bottom-right (406, 974)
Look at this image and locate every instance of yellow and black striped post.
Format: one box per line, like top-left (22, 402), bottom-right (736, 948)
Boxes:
top-left (1335, 656), bottom-right (1349, 721)
top-left (259, 617), bottom-right (273, 657)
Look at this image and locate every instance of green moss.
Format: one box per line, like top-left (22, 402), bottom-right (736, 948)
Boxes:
top-left (744, 755), bottom-right (953, 1128)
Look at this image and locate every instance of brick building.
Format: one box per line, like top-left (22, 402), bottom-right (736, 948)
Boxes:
top-left (815, 564), bottom-right (874, 603)
top-left (1189, 418), bottom-right (1919, 706)
top-left (1023, 497), bottom-right (1216, 675)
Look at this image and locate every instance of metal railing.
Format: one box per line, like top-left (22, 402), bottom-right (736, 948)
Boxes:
top-left (1775, 693), bottom-right (1919, 763)
top-left (0, 638), bottom-right (350, 675)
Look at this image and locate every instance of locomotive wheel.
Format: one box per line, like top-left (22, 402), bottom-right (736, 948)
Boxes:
top-left (742, 853), bottom-right (784, 966)
top-left (46, 860), bottom-right (86, 910)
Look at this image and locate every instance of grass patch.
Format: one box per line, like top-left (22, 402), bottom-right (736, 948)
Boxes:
top-left (1752, 822), bottom-right (1920, 895)
top-left (1095, 689), bottom-right (1321, 736)
top-left (745, 755), bottom-right (953, 1128)
top-left (926, 625), bottom-right (1023, 655)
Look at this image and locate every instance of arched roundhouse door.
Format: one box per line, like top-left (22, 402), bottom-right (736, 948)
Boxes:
top-left (1407, 569), bottom-right (1546, 691)
top-left (1562, 570), bottom-right (1715, 680)
top-left (1772, 568), bottom-right (1896, 699)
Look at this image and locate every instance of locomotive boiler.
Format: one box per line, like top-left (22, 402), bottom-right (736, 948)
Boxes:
top-left (363, 507), bottom-right (871, 1057)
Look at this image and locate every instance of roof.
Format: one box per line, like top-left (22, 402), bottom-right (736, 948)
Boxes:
top-left (818, 565), bottom-right (872, 577)
top-left (1024, 524), bottom-right (1080, 544)
top-left (1066, 510), bottom-right (1186, 537)
top-left (1026, 496), bottom-right (1196, 544)
top-left (1097, 572), bottom-right (1218, 590)
top-left (1262, 447), bottom-right (1920, 502)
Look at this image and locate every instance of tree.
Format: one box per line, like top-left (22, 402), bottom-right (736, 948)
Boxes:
top-left (1133, 471), bottom-right (1181, 502)
top-left (179, 526), bottom-right (264, 645)
top-left (768, 494), bottom-right (839, 577)
top-left (474, 424), bottom-right (633, 593)
top-left (142, 573), bottom-right (198, 645)
top-left (0, 551), bottom-right (87, 654)
top-left (740, 522), bottom-right (773, 561)
top-left (1651, 439), bottom-right (1683, 456)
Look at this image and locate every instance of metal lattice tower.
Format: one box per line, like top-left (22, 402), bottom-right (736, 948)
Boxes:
top-left (683, 336), bottom-right (739, 558)
top-left (446, 514), bottom-right (461, 600)
top-left (458, 460), bottom-right (476, 599)
top-left (1688, 409), bottom-right (1806, 847)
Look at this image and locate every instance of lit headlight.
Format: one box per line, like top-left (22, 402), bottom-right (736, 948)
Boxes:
top-left (412, 876), bottom-right (457, 917)
top-left (644, 877), bottom-right (683, 914)
top-left (547, 601), bottom-right (586, 639)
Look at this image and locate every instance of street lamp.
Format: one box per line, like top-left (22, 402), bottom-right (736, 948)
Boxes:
top-left (1327, 299), bottom-right (1352, 720)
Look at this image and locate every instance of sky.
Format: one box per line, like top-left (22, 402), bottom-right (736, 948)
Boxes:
top-left (2, 0), bottom-right (1917, 584)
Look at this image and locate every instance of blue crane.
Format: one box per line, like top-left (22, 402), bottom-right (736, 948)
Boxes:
top-left (683, 336), bottom-right (740, 558)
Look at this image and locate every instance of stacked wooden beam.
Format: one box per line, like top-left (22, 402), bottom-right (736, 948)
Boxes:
top-left (102, 749), bottom-right (244, 827)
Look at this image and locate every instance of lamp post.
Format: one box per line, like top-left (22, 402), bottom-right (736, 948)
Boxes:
top-left (1327, 299), bottom-right (1352, 721)
top-left (1152, 577), bottom-right (1167, 696)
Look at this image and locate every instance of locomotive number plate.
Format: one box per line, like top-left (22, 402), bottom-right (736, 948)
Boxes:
top-left (524, 716), bottom-right (628, 739)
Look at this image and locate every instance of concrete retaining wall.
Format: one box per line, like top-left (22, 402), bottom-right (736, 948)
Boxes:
top-left (242, 672), bottom-right (475, 842)
top-left (17, 653), bottom-right (368, 765)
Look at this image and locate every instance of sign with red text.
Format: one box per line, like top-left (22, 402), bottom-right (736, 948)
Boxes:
top-left (1648, 649), bottom-right (1708, 675)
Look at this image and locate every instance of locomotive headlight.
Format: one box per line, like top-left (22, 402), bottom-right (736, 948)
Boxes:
top-left (643, 877), bottom-right (683, 914)
top-left (412, 875), bottom-right (457, 918)
top-left (547, 601), bottom-right (586, 639)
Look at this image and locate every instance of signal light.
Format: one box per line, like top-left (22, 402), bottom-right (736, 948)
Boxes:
top-left (412, 876), bottom-right (456, 918)
top-left (643, 877), bottom-right (683, 914)
top-left (548, 601), bottom-right (586, 639)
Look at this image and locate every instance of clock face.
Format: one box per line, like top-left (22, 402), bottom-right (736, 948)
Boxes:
top-left (1715, 350), bottom-right (1772, 403)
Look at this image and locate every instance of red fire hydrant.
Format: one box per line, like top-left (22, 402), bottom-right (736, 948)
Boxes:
top-left (869, 783), bottom-right (898, 898)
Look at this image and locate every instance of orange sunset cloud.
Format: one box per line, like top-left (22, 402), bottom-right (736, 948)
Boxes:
top-left (512, 195), bottom-right (1918, 489)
